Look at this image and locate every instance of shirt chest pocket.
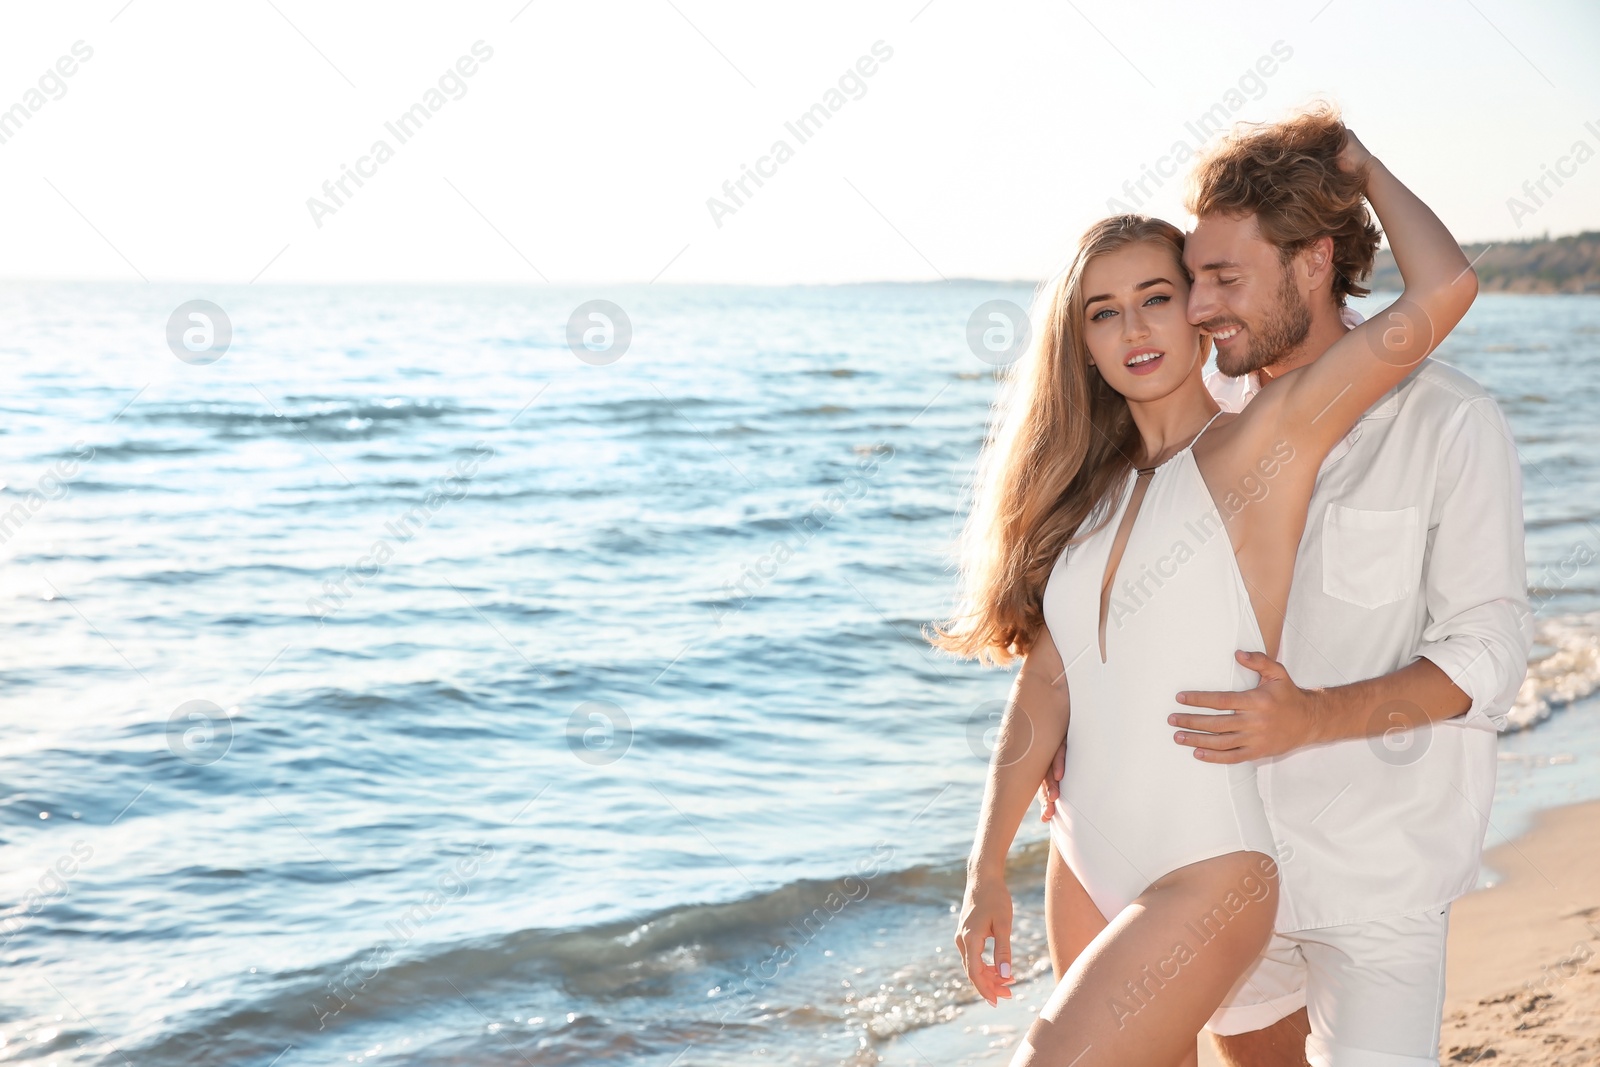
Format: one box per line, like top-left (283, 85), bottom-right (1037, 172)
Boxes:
top-left (1320, 504), bottom-right (1422, 610)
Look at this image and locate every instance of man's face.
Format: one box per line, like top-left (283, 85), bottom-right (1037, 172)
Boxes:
top-left (1183, 212), bottom-right (1311, 377)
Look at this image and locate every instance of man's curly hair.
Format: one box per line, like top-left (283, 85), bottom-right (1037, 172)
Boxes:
top-left (1185, 102), bottom-right (1381, 305)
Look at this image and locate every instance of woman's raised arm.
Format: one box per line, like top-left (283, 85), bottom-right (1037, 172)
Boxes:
top-left (1260, 129), bottom-right (1479, 461)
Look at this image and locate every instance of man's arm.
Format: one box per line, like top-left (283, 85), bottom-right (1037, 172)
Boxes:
top-left (1407, 392), bottom-right (1532, 733)
top-left (1168, 391), bottom-right (1532, 761)
top-left (1163, 653), bottom-right (1463, 760)
top-left (1314, 658), bottom-right (1468, 738)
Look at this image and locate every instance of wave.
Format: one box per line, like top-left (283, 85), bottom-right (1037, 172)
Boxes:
top-left (78, 440), bottom-right (214, 459)
top-left (134, 398), bottom-right (484, 441)
top-left (1506, 613), bottom-right (1600, 729)
top-left (121, 845), bottom-right (1048, 1066)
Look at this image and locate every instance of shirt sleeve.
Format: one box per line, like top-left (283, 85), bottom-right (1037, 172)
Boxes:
top-left (1412, 393), bottom-right (1533, 732)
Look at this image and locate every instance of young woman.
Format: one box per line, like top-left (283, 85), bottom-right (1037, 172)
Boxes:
top-left (928, 125), bottom-right (1477, 1065)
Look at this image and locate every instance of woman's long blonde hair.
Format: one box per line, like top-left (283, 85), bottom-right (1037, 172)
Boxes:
top-left (927, 215), bottom-right (1205, 667)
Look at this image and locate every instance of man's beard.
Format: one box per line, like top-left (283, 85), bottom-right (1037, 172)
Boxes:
top-left (1215, 263), bottom-right (1313, 377)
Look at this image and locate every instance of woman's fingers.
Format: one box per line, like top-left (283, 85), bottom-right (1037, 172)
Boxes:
top-left (1037, 740), bottom-right (1066, 821)
top-left (994, 922), bottom-right (1015, 997)
top-left (959, 925), bottom-right (994, 1002)
top-left (959, 927), bottom-right (1016, 1004)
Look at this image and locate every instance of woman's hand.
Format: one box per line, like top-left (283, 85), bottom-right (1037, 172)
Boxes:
top-left (1037, 739), bottom-right (1066, 821)
top-left (955, 873), bottom-right (1018, 1005)
top-left (1336, 126), bottom-right (1374, 182)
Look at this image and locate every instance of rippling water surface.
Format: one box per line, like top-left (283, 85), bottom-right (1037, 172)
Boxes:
top-left (1, 283), bottom-right (1596, 1065)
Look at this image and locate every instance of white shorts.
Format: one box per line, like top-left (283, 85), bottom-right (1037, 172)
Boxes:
top-left (1203, 904), bottom-right (1452, 1067)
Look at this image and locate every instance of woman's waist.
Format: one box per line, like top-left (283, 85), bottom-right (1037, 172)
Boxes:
top-left (1058, 728), bottom-right (1263, 796)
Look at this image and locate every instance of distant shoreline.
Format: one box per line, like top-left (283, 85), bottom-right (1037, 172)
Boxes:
top-left (3, 229), bottom-right (1599, 289)
top-left (1370, 230), bottom-right (1600, 294)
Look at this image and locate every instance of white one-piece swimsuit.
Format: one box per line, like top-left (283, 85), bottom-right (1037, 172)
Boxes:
top-left (1043, 418), bottom-right (1278, 922)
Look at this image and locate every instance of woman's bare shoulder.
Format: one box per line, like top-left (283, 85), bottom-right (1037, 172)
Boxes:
top-left (1193, 402), bottom-right (1289, 483)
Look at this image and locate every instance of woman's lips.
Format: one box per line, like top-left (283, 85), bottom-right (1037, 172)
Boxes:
top-left (1125, 350), bottom-right (1164, 376)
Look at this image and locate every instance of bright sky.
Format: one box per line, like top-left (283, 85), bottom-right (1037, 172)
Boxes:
top-left (1, 0), bottom-right (1597, 284)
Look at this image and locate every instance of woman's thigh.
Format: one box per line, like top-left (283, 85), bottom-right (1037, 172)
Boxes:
top-left (1015, 851), bottom-right (1279, 1067)
top-left (1046, 845), bottom-right (1109, 981)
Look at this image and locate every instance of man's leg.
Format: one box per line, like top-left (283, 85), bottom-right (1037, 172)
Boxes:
top-left (1205, 930), bottom-right (1310, 1067)
top-left (1210, 1008), bottom-right (1311, 1067)
top-left (1297, 905), bottom-right (1452, 1067)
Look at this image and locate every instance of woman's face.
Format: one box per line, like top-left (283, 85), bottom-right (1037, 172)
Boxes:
top-left (1080, 242), bottom-right (1207, 402)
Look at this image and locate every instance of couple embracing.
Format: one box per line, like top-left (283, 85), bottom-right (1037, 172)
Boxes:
top-left (931, 104), bottom-right (1531, 1066)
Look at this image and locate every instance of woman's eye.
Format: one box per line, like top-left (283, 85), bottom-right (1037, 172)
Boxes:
top-left (1144, 294), bottom-right (1169, 307)
top-left (1090, 307), bottom-right (1115, 321)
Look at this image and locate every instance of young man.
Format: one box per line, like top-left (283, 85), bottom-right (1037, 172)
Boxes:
top-left (1039, 109), bottom-right (1531, 1066)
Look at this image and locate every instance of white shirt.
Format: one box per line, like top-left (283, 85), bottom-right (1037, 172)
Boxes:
top-left (1205, 308), bottom-right (1533, 931)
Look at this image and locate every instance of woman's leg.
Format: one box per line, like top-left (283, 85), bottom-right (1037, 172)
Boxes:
top-left (1045, 845), bottom-right (1109, 981)
top-left (1014, 850), bottom-right (1278, 1067)
top-left (1048, 846), bottom-right (1203, 1067)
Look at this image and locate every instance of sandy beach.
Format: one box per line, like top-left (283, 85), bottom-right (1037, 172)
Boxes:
top-left (879, 797), bottom-right (1600, 1065)
top-left (1438, 797), bottom-right (1600, 1065)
